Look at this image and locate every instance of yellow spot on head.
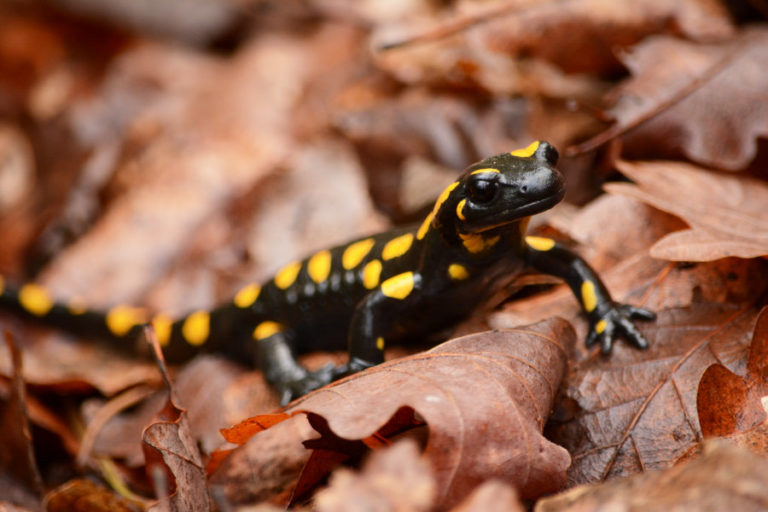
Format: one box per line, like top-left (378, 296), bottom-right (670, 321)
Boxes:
top-left (381, 271), bottom-right (415, 300)
top-left (376, 337), bottom-right (385, 351)
top-left (510, 141), bottom-right (540, 158)
top-left (581, 281), bottom-right (598, 313)
top-left (448, 263), bottom-right (469, 280)
top-left (456, 199), bottom-right (467, 221)
top-left (595, 319), bottom-right (607, 335)
top-left (470, 168), bottom-right (501, 175)
top-left (362, 259), bottom-right (382, 289)
top-left (233, 283), bottom-right (261, 308)
top-left (151, 314), bottom-right (173, 347)
top-left (182, 310), bottom-right (210, 346)
top-left (274, 261), bottom-right (301, 289)
top-left (19, 284), bottom-right (53, 316)
top-left (307, 250), bottom-right (332, 284)
top-left (253, 321), bottom-right (284, 341)
top-left (459, 233), bottom-right (500, 254)
top-left (342, 238), bottom-right (375, 270)
top-left (430, 181), bottom-right (460, 222)
top-left (106, 305), bottom-right (147, 337)
top-left (382, 233), bottom-right (414, 261)
top-left (525, 236), bottom-right (555, 252)
top-left (416, 210), bottom-right (434, 240)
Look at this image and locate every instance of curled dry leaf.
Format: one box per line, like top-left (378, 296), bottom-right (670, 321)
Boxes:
top-left (694, 306), bottom-right (768, 455)
top-left (608, 160), bottom-right (768, 261)
top-left (548, 304), bottom-right (758, 486)
top-left (576, 28), bottom-right (768, 170)
top-left (222, 319), bottom-right (574, 506)
top-left (536, 442), bottom-right (768, 512)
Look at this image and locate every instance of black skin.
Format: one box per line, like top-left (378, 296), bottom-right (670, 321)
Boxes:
top-left (0, 142), bottom-right (655, 404)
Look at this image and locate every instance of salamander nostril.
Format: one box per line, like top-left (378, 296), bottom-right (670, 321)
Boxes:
top-left (521, 185), bottom-right (528, 193)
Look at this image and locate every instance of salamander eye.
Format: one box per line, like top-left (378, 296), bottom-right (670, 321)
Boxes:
top-left (466, 178), bottom-right (498, 204)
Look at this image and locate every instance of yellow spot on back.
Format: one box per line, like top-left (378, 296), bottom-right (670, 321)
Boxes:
top-left (470, 168), bottom-right (501, 175)
top-left (581, 281), bottom-right (598, 313)
top-left (416, 210), bottom-right (434, 240)
top-left (274, 261), bottom-right (301, 289)
top-left (382, 233), bottom-right (413, 261)
top-left (459, 233), bottom-right (500, 254)
top-left (362, 259), bottom-right (382, 289)
top-left (308, 250), bottom-right (332, 283)
top-left (67, 298), bottom-right (87, 315)
top-left (151, 314), bottom-right (173, 347)
top-left (19, 284), bottom-right (53, 316)
top-left (376, 337), bottom-right (385, 351)
top-left (448, 263), bottom-right (469, 280)
top-left (234, 283), bottom-right (261, 308)
top-left (525, 236), bottom-right (556, 251)
top-left (595, 318), bottom-right (607, 335)
top-left (342, 238), bottom-right (375, 269)
top-left (381, 271), bottom-right (415, 300)
top-left (510, 141), bottom-right (540, 158)
top-left (456, 199), bottom-right (467, 220)
top-left (106, 305), bottom-right (147, 337)
top-left (182, 310), bottom-right (210, 346)
top-left (253, 321), bottom-right (284, 341)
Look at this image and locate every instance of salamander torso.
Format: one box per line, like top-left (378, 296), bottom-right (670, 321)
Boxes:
top-left (0, 141), bottom-right (654, 403)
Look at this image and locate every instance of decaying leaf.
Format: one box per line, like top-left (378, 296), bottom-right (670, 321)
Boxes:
top-left (575, 28), bottom-right (768, 170)
top-left (536, 442), bottom-right (768, 512)
top-left (608, 160), bottom-right (768, 261)
top-left (547, 304), bottom-right (758, 486)
top-left (221, 320), bottom-right (574, 506)
top-left (44, 478), bottom-right (140, 512)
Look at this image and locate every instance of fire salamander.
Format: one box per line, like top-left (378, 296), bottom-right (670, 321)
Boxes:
top-left (0, 141), bottom-right (654, 403)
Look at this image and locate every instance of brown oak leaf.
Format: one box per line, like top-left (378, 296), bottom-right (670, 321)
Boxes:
top-left (608, 160), bottom-right (768, 261)
top-left (221, 319), bottom-right (574, 507)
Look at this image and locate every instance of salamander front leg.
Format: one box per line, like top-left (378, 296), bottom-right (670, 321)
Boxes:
top-left (253, 323), bottom-right (334, 405)
top-left (525, 236), bottom-right (655, 353)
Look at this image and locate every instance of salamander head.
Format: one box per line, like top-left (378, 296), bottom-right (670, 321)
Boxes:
top-left (420, 141), bottom-right (565, 240)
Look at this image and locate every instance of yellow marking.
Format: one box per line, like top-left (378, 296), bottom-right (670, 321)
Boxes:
top-left (151, 314), bottom-right (173, 347)
top-left (459, 233), bottom-right (500, 254)
top-left (581, 281), bottom-right (598, 313)
top-left (525, 236), bottom-right (556, 251)
top-left (274, 261), bottom-right (301, 289)
top-left (307, 250), bottom-right (332, 283)
top-left (510, 141), bottom-right (540, 158)
top-left (253, 321), bottom-right (284, 341)
top-left (181, 310), bottom-right (210, 346)
top-left (416, 210), bottom-right (434, 240)
top-left (67, 298), bottom-right (87, 316)
top-left (470, 168), bottom-right (501, 175)
top-left (342, 238), bottom-right (375, 270)
top-left (595, 319), bottom-right (607, 335)
top-left (106, 305), bottom-right (147, 337)
top-left (382, 233), bottom-right (413, 261)
top-left (381, 272), bottom-right (415, 300)
top-left (18, 284), bottom-right (54, 316)
top-left (233, 283), bottom-right (261, 308)
top-left (362, 259), bottom-right (382, 289)
top-left (456, 199), bottom-right (467, 221)
top-left (448, 263), bottom-right (469, 280)
top-left (376, 337), bottom-right (385, 351)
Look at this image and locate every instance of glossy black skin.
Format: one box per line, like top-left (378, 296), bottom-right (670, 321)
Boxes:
top-left (0, 142), bottom-right (654, 404)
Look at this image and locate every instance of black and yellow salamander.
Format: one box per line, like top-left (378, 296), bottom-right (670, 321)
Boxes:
top-left (0, 141), bottom-right (654, 403)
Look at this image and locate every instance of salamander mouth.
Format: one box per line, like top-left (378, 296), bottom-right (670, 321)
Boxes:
top-left (461, 188), bottom-right (565, 234)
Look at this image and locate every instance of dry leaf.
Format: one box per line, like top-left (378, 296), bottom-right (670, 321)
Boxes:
top-left (44, 478), bottom-right (140, 512)
top-left (609, 160), bottom-right (768, 261)
top-left (223, 320), bottom-right (574, 506)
